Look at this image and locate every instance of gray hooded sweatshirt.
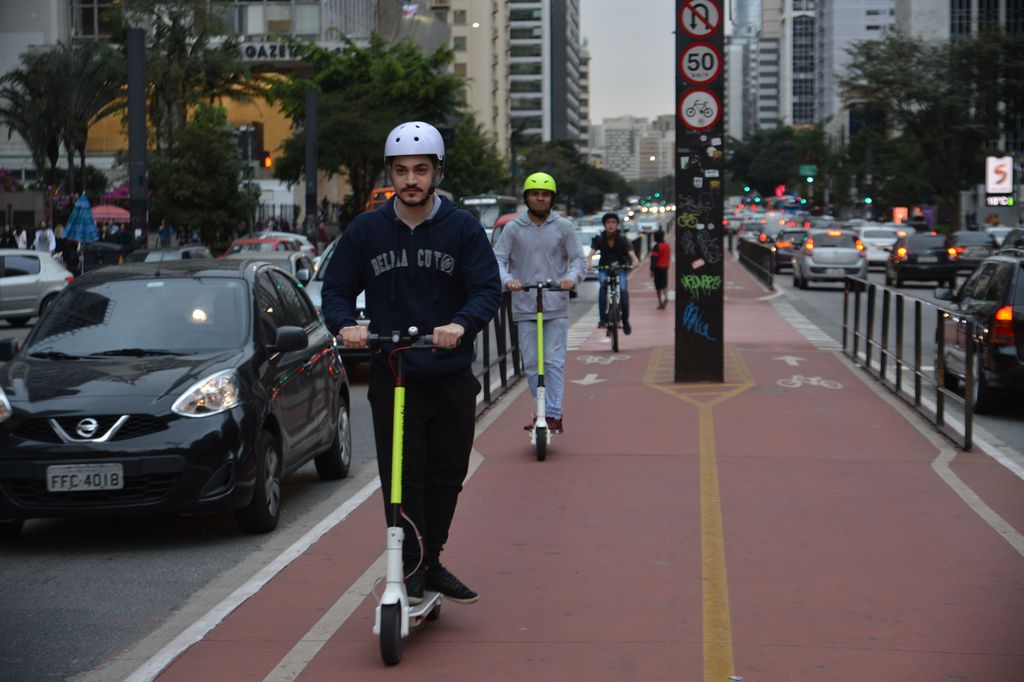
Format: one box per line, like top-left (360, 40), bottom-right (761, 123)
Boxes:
top-left (493, 210), bottom-right (588, 322)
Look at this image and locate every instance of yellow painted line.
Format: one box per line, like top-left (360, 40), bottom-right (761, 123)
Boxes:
top-left (644, 345), bottom-right (753, 682)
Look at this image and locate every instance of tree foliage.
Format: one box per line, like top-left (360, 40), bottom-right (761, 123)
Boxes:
top-left (728, 126), bottom-right (829, 198)
top-left (118, 0), bottom-right (264, 153)
top-left (839, 30), bottom-right (1024, 227)
top-left (148, 104), bottom-right (256, 251)
top-left (268, 35), bottom-right (502, 222)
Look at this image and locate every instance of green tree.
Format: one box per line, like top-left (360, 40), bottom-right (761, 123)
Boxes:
top-left (148, 104), bottom-right (256, 251)
top-left (728, 126), bottom-right (829, 199)
top-left (442, 112), bottom-right (509, 201)
top-left (839, 30), bottom-right (1024, 228)
top-left (268, 35), bottom-right (464, 222)
top-left (0, 51), bottom-right (63, 189)
top-left (119, 0), bottom-right (264, 153)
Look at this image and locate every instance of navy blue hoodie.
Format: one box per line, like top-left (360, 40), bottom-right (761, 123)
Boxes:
top-left (321, 196), bottom-right (502, 379)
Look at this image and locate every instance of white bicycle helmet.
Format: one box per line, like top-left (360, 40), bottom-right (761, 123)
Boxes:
top-left (384, 121), bottom-right (445, 184)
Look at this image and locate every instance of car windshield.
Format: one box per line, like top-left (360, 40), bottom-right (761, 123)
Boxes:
top-left (315, 241), bottom-right (338, 282)
top-left (23, 278), bottom-right (250, 356)
top-left (952, 232), bottom-right (995, 245)
top-left (906, 235), bottom-right (946, 248)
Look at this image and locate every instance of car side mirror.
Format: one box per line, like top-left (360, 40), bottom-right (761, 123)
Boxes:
top-left (933, 286), bottom-right (953, 301)
top-left (296, 268), bottom-right (312, 284)
top-left (0, 338), bottom-right (20, 362)
top-left (270, 326), bottom-right (307, 353)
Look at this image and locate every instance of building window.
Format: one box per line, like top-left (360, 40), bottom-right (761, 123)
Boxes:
top-left (453, 9), bottom-right (467, 25)
top-left (951, 0), bottom-right (971, 37)
top-left (979, 0), bottom-right (1000, 29)
top-left (71, 0), bottom-right (119, 38)
top-left (453, 36), bottom-right (467, 51)
top-left (1009, 0), bottom-right (1024, 35)
top-left (454, 62), bottom-right (467, 77)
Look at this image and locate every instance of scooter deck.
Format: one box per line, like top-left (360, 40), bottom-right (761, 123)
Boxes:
top-left (409, 591), bottom-right (442, 618)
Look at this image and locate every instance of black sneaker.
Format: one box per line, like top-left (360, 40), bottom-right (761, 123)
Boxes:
top-left (426, 565), bottom-right (479, 604)
top-left (623, 320), bottom-right (632, 335)
top-left (405, 569), bottom-right (425, 605)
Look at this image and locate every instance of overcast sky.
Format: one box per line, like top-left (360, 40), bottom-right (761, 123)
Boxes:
top-left (580, 0), bottom-right (676, 125)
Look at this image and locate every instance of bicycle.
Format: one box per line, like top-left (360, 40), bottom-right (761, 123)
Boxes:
top-left (600, 263), bottom-right (633, 353)
top-left (519, 280), bottom-right (565, 461)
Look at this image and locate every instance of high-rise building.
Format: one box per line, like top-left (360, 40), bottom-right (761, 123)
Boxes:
top-left (724, 0), bottom-right (762, 140)
top-left (435, 0), bottom-right (511, 157)
top-left (579, 41), bottom-right (591, 159)
top-left (815, 0), bottom-right (895, 127)
top-left (509, 0), bottom-right (582, 143)
top-left (601, 115), bottom-right (647, 181)
top-left (779, 0), bottom-right (816, 126)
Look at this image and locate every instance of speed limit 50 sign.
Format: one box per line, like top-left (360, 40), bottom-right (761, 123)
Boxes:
top-left (680, 42), bottom-right (721, 85)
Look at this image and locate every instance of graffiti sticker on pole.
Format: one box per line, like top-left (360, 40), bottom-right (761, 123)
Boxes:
top-left (678, 0), bottom-right (721, 39)
top-left (678, 88), bottom-right (720, 131)
top-left (680, 42), bottom-right (721, 85)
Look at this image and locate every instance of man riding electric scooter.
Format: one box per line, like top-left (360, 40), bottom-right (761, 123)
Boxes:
top-left (493, 172), bottom-right (588, 435)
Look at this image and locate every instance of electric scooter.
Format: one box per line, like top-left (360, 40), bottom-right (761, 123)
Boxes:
top-left (519, 281), bottom-right (564, 461)
top-left (366, 328), bottom-right (444, 666)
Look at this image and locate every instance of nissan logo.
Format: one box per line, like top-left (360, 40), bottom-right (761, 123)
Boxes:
top-left (75, 418), bottom-right (100, 439)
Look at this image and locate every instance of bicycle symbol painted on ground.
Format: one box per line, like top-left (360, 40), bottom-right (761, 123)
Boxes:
top-left (777, 375), bottom-right (842, 389)
top-left (578, 354), bottom-right (631, 365)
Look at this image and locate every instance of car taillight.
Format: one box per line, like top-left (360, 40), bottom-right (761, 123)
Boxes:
top-left (991, 306), bottom-right (1016, 346)
top-left (955, 246), bottom-right (965, 253)
top-left (896, 246), bottom-right (908, 259)
top-left (947, 247), bottom-right (958, 259)
top-left (804, 237), bottom-right (814, 251)
top-left (855, 239), bottom-right (865, 251)
top-left (776, 240), bottom-right (793, 248)
top-left (65, 276), bottom-right (74, 283)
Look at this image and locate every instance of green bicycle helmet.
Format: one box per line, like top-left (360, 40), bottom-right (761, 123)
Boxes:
top-left (523, 172), bottom-right (557, 194)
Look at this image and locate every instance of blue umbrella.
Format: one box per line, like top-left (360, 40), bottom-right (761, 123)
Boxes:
top-left (63, 194), bottom-right (99, 243)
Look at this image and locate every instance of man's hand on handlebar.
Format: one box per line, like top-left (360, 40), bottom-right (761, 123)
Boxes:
top-left (505, 278), bottom-right (523, 292)
top-left (338, 324), bottom-right (369, 349)
top-left (559, 279), bottom-right (575, 291)
top-left (432, 323), bottom-right (465, 350)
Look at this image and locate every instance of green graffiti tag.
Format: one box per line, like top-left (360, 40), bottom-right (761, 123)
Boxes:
top-left (680, 274), bottom-right (722, 298)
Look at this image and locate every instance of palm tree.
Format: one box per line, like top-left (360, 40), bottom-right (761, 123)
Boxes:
top-left (0, 51), bottom-right (63, 189)
top-left (57, 41), bottom-right (126, 194)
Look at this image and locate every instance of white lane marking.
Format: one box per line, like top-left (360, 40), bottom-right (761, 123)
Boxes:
top-left (263, 554), bottom-right (387, 682)
top-left (125, 380), bottom-right (526, 682)
top-left (123, 478), bottom-right (381, 682)
top-left (837, 352), bottom-right (1024, 558)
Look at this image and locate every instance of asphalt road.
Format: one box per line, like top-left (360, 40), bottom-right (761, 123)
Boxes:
top-left (0, 281), bottom-right (600, 682)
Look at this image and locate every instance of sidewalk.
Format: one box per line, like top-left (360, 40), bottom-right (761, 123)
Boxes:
top-left (144, 255), bottom-right (1023, 681)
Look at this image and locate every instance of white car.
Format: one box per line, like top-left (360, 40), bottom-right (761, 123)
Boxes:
top-left (0, 249), bottom-right (73, 326)
top-left (256, 230), bottom-right (317, 258)
top-left (576, 227), bottom-right (603, 280)
top-left (855, 224), bottom-right (906, 268)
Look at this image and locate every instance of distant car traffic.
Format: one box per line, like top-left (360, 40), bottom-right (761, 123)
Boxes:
top-left (770, 228), bottom-right (808, 272)
top-left (124, 246), bottom-right (214, 263)
top-left (576, 226), bottom-right (602, 280)
top-left (885, 232), bottom-right (958, 288)
top-left (934, 248), bottom-right (1024, 413)
top-left (0, 249), bottom-right (74, 327)
top-left (947, 231), bottom-right (998, 271)
top-left (791, 229), bottom-right (867, 289)
top-left (855, 225), bottom-right (906, 268)
top-left (224, 249), bottom-right (315, 286)
top-left (0, 259), bottom-right (351, 538)
top-left (302, 237), bottom-right (369, 371)
top-left (223, 237), bottom-right (300, 257)
top-left (256, 230), bottom-right (317, 258)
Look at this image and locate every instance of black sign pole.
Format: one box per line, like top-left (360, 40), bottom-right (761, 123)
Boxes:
top-left (675, 0), bottom-right (725, 382)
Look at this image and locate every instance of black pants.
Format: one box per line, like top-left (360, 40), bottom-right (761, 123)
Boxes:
top-left (368, 368), bottom-right (480, 571)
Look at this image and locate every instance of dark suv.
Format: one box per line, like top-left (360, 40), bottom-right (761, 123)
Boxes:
top-left (885, 232), bottom-right (957, 288)
top-left (934, 248), bottom-right (1024, 413)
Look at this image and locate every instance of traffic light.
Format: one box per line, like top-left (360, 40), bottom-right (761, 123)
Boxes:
top-left (261, 152), bottom-right (273, 169)
top-left (743, 185), bottom-right (751, 193)
top-left (864, 196), bottom-right (873, 205)
top-left (806, 176), bottom-right (814, 183)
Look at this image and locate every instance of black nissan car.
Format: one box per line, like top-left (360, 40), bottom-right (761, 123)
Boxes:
top-left (0, 259), bottom-right (351, 538)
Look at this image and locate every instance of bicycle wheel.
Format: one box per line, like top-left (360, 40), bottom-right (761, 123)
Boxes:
top-left (609, 302), bottom-right (620, 352)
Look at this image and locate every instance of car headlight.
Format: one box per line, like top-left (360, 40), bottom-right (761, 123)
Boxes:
top-left (0, 386), bottom-right (11, 425)
top-left (172, 369), bottom-right (240, 417)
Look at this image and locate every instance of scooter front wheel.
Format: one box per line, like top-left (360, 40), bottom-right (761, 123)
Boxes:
top-left (379, 603), bottom-right (404, 666)
top-left (535, 426), bottom-right (547, 461)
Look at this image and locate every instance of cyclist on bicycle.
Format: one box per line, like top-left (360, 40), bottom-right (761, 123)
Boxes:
top-left (591, 212), bottom-right (640, 333)
top-left (493, 171), bottom-right (587, 434)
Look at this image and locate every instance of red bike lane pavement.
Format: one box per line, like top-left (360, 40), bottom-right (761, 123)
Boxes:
top-left (152, 256), bottom-right (1024, 682)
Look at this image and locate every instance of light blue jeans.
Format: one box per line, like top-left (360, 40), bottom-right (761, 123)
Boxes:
top-left (517, 316), bottom-right (569, 419)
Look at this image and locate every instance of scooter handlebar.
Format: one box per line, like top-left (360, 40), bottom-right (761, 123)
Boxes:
top-left (519, 280), bottom-right (566, 291)
top-left (365, 327), bottom-right (460, 348)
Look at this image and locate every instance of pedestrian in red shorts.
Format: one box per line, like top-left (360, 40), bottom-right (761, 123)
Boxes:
top-left (650, 229), bottom-right (671, 309)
